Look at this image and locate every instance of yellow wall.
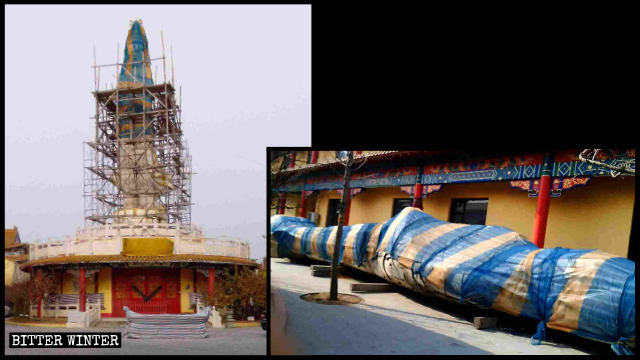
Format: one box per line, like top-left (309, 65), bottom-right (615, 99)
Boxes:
top-left (314, 190), bottom-right (342, 226)
top-left (62, 272), bottom-right (75, 294)
top-left (422, 181), bottom-right (539, 237)
top-left (180, 268), bottom-right (194, 313)
top-left (62, 271), bottom-right (97, 294)
top-left (317, 151), bottom-right (335, 164)
top-left (349, 187), bottom-right (414, 225)
top-left (312, 177), bottom-right (634, 257)
top-left (3, 259), bottom-right (28, 286)
top-left (544, 176), bottom-right (634, 256)
top-left (123, 237), bottom-right (173, 256)
top-left (98, 268), bottom-right (112, 315)
top-left (270, 193), bottom-right (301, 217)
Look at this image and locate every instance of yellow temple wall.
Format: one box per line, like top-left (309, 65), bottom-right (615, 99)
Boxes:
top-left (309, 176), bottom-right (634, 257)
top-left (98, 267), bottom-right (112, 315)
top-left (61, 272), bottom-right (96, 294)
top-left (180, 268), bottom-right (194, 313)
top-left (314, 190), bottom-right (342, 226)
top-left (349, 187), bottom-right (415, 225)
top-left (270, 193), bottom-right (301, 217)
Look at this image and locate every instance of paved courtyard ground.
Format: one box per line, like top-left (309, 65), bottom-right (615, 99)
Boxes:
top-left (270, 257), bottom-right (610, 355)
top-left (5, 324), bottom-right (266, 355)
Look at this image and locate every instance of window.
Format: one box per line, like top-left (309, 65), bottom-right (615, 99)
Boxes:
top-left (449, 198), bottom-right (489, 225)
top-left (392, 198), bottom-right (414, 217)
top-left (327, 199), bottom-right (341, 226)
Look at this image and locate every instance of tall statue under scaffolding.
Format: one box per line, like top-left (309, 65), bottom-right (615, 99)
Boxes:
top-left (22, 19), bottom-right (251, 322)
top-left (84, 19), bottom-right (192, 226)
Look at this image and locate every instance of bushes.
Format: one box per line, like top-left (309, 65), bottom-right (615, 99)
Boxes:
top-left (4, 270), bottom-right (57, 318)
top-left (196, 264), bottom-right (266, 321)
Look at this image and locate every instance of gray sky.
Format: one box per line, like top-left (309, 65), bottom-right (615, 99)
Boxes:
top-left (4, 5), bottom-right (311, 260)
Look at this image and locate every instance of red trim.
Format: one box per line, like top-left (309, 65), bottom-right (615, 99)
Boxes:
top-left (311, 151), bottom-right (319, 164)
top-left (79, 267), bottom-right (86, 312)
top-left (532, 175), bottom-right (551, 248)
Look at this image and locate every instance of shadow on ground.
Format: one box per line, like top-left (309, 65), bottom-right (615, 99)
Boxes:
top-left (273, 287), bottom-right (493, 355)
top-left (274, 256), bottom-right (612, 355)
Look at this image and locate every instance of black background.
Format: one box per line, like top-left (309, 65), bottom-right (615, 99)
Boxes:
top-left (310, 2), bottom-right (635, 150)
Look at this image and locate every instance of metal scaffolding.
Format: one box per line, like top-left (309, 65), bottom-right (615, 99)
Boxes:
top-left (84, 29), bottom-right (192, 226)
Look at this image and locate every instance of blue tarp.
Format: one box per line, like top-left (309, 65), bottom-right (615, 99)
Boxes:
top-left (271, 207), bottom-right (635, 351)
top-left (118, 20), bottom-right (155, 138)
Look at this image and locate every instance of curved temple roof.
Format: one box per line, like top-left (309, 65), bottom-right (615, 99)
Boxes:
top-left (21, 254), bottom-right (257, 270)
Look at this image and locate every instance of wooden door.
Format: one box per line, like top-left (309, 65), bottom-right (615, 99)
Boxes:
top-left (111, 268), bottom-right (180, 317)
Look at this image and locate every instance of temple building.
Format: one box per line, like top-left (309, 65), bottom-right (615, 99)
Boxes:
top-left (19, 20), bottom-right (256, 324)
top-left (270, 150), bottom-right (635, 259)
top-left (5, 226), bottom-right (30, 287)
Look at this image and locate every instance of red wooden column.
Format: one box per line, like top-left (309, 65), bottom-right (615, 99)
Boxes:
top-left (36, 269), bottom-right (43, 318)
top-left (412, 183), bottom-right (424, 210)
top-left (343, 190), bottom-right (353, 226)
top-left (411, 166), bottom-right (425, 210)
top-left (298, 179), bottom-right (308, 218)
top-left (298, 189), bottom-right (307, 218)
top-left (28, 269), bottom-right (33, 317)
top-left (289, 152), bottom-right (296, 168)
top-left (278, 193), bottom-right (286, 214)
top-left (310, 151), bottom-right (319, 164)
top-left (79, 267), bottom-right (86, 312)
top-left (532, 153), bottom-right (554, 248)
top-left (208, 267), bottom-right (215, 300)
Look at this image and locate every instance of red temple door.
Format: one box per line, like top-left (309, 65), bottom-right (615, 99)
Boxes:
top-left (112, 269), bottom-right (180, 317)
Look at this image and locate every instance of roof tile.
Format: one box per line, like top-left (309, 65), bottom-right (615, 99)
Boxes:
top-left (21, 254), bottom-right (257, 269)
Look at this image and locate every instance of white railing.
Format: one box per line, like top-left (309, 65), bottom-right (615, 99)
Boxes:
top-left (31, 298), bottom-right (102, 322)
top-left (28, 224), bottom-right (251, 261)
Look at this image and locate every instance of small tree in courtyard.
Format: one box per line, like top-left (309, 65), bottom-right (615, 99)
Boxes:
top-left (196, 265), bottom-right (266, 322)
top-left (5, 270), bottom-right (57, 318)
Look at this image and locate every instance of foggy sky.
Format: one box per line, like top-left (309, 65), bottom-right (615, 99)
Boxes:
top-left (4, 5), bottom-right (311, 261)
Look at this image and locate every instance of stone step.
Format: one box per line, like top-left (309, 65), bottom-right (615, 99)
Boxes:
top-left (473, 316), bottom-right (498, 330)
top-left (310, 265), bottom-right (332, 271)
top-left (350, 283), bottom-right (395, 292)
top-left (311, 269), bottom-right (331, 277)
